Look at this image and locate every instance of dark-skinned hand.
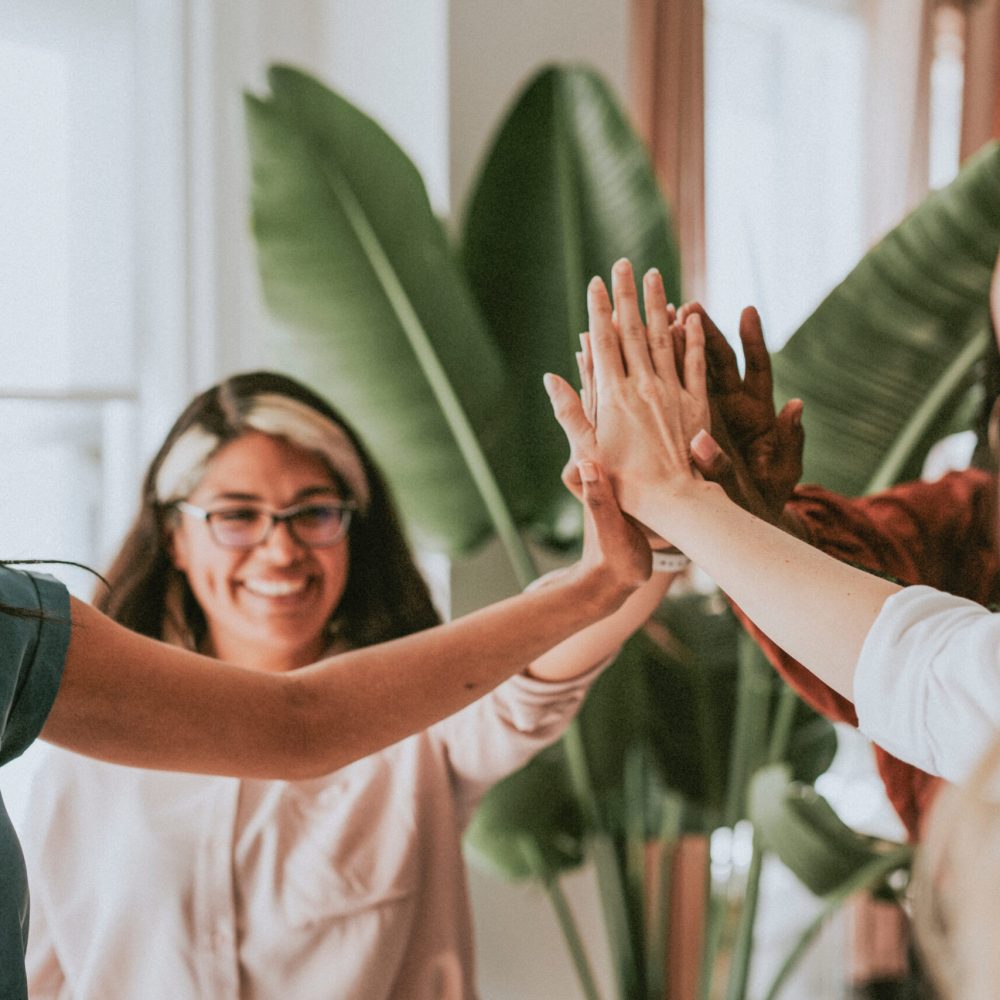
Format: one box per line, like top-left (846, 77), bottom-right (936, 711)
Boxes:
top-left (677, 302), bottom-right (805, 525)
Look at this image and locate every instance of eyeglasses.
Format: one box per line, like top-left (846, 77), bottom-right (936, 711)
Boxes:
top-left (174, 499), bottom-right (356, 549)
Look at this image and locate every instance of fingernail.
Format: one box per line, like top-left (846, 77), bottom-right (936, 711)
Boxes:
top-left (792, 399), bottom-right (804, 427)
top-left (690, 429), bottom-right (720, 463)
top-left (542, 372), bottom-right (557, 394)
top-left (578, 461), bottom-right (598, 482)
top-left (588, 276), bottom-right (605, 294)
top-left (613, 258), bottom-right (632, 276)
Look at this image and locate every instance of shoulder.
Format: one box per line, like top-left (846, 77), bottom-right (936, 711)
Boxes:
top-left (0, 568), bottom-right (72, 765)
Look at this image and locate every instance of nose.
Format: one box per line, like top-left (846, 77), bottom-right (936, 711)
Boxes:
top-left (258, 516), bottom-right (305, 562)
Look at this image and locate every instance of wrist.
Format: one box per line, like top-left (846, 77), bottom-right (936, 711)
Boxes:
top-left (778, 507), bottom-right (810, 542)
top-left (632, 476), bottom-right (709, 532)
top-left (565, 558), bottom-right (638, 620)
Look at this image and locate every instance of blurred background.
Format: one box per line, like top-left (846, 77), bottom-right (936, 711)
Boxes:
top-left (0, 1), bottom-right (996, 997)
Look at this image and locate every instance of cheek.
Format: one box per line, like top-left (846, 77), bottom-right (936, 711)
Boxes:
top-left (317, 547), bottom-right (350, 604)
top-left (176, 543), bottom-right (242, 604)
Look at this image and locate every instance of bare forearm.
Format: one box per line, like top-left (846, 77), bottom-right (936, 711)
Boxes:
top-left (525, 571), bottom-right (672, 682)
top-left (292, 566), bottom-right (629, 771)
top-left (43, 569), bottom-right (630, 779)
top-left (641, 480), bottom-right (901, 698)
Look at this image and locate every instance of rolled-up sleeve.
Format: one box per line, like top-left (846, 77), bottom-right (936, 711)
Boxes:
top-left (854, 586), bottom-right (1000, 783)
top-left (430, 657), bottom-right (611, 822)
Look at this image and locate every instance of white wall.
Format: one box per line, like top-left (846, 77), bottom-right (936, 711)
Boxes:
top-left (447, 0), bottom-right (628, 217)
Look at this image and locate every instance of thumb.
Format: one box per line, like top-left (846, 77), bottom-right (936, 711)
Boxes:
top-left (691, 429), bottom-right (769, 518)
top-left (544, 373), bottom-right (595, 453)
top-left (578, 460), bottom-right (624, 537)
top-left (691, 429), bottom-right (734, 484)
top-left (561, 457), bottom-right (584, 500)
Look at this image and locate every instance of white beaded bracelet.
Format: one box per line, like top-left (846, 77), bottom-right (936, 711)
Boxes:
top-left (651, 551), bottom-right (691, 573)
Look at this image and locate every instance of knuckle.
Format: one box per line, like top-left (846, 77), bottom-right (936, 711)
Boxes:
top-left (635, 375), bottom-right (660, 401)
top-left (649, 329), bottom-right (671, 351)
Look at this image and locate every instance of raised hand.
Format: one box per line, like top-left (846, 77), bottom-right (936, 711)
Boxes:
top-left (545, 259), bottom-right (710, 531)
top-left (678, 302), bottom-right (804, 523)
top-left (573, 461), bottom-right (652, 595)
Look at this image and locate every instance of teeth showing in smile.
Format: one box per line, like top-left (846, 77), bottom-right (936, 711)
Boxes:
top-left (243, 579), bottom-right (308, 598)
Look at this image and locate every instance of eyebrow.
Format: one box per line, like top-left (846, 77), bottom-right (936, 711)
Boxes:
top-left (205, 486), bottom-right (342, 505)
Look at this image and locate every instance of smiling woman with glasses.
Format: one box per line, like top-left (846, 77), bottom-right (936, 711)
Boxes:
top-left (14, 368), bottom-right (670, 1000)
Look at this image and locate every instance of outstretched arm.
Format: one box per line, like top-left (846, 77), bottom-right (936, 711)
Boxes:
top-left (545, 259), bottom-right (900, 702)
top-left (41, 467), bottom-right (648, 780)
top-left (526, 465), bottom-right (673, 682)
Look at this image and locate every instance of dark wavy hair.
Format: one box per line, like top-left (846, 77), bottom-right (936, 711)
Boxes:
top-left (96, 371), bottom-right (441, 651)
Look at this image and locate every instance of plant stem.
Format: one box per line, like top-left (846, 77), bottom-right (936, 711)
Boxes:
top-left (647, 794), bottom-right (684, 1000)
top-left (624, 748), bottom-right (648, 983)
top-left (562, 722), bottom-right (639, 998)
top-left (706, 639), bottom-right (773, 999)
top-left (761, 847), bottom-right (913, 1000)
top-left (767, 687), bottom-right (799, 765)
top-left (724, 831), bottom-right (764, 1000)
top-left (723, 637), bottom-right (774, 828)
top-left (723, 673), bottom-right (802, 1000)
top-left (864, 329), bottom-right (988, 493)
top-left (698, 881), bottom-right (727, 1000)
top-left (521, 835), bottom-right (605, 1000)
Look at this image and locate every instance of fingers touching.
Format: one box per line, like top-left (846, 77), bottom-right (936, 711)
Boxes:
top-left (587, 276), bottom-right (624, 386)
top-left (611, 259), bottom-right (658, 379)
top-left (643, 268), bottom-right (677, 381)
top-left (577, 333), bottom-right (596, 426)
top-left (681, 301), bottom-right (741, 393)
top-left (682, 313), bottom-right (708, 416)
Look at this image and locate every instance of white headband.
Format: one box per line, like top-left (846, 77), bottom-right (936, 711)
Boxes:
top-left (155, 393), bottom-right (371, 510)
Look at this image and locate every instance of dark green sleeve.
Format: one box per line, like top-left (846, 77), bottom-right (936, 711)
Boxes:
top-left (0, 569), bottom-right (71, 766)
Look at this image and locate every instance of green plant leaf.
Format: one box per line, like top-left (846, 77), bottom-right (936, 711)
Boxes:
top-left (461, 64), bottom-right (681, 544)
top-left (748, 764), bottom-right (911, 898)
top-left (594, 594), bottom-right (741, 823)
top-left (468, 592), bottom-right (837, 894)
top-left (245, 65), bottom-right (532, 555)
top-left (773, 140), bottom-right (1000, 495)
top-left (761, 847), bottom-right (912, 1000)
top-left (463, 743), bottom-right (585, 881)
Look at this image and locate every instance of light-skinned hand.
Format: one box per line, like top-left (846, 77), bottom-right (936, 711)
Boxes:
top-left (544, 259), bottom-right (709, 531)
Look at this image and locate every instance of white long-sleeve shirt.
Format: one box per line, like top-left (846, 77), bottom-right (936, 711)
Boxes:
top-left (855, 585), bottom-right (1000, 784)
top-left (17, 662), bottom-right (605, 1000)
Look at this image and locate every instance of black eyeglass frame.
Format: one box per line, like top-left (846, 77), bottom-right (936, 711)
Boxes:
top-left (173, 499), bottom-right (357, 549)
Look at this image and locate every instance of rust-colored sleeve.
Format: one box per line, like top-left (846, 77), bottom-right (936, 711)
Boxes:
top-left (735, 469), bottom-right (997, 721)
top-left (731, 469), bottom-right (998, 839)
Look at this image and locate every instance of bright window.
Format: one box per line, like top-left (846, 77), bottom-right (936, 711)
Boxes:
top-left (0, 0), bottom-right (139, 579)
top-left (705, 0), bottom-right (964, 352)
top-left (705, 0), bottom-right (866, 350)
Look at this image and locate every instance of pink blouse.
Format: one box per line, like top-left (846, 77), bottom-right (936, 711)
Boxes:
top-left (18, 663), bottom-right (606, 999)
